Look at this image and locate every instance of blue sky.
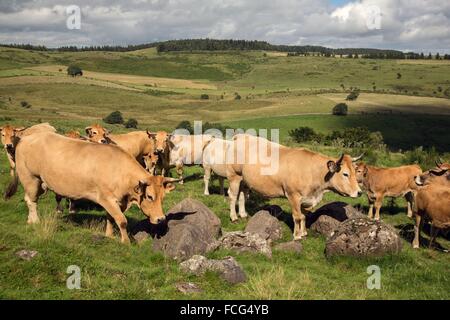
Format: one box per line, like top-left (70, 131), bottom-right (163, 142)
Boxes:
top-left (330, 0), bottom-right (351, 6)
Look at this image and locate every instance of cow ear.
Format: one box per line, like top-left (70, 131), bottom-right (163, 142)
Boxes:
top-left (327, 161), bottom-right (338, 173)
top-left (147, 130), bottom-right (156, 139)
top-left (364, 167), bottom-right (368, 176)
top-left (85, 126), bottom-right (92, 135)
top-left (134, 180), bottom-right (147, 194)
top-left (165, 183), bottom-right (176, 193)
top-left (14, 127), bottom-right (26, 132)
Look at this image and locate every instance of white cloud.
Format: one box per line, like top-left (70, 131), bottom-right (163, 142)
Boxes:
top-left (0, 0), bottom-right (448, 52)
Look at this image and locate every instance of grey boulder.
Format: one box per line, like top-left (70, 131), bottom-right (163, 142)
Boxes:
top-left (245, 210), bottom-right (283, 242)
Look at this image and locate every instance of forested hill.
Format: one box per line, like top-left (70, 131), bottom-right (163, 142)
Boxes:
top-left (3, 39), bottom-right (447, 59)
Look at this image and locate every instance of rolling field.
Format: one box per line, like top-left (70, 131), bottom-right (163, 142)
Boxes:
top-left (0, 46), bottom-right (449, 299)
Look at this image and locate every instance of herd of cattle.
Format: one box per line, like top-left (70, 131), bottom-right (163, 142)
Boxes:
top-left (0, 123), bottom-right (449, 249)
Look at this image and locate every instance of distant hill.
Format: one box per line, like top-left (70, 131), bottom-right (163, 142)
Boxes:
top-left (2, 39), bottom-right (448, 59)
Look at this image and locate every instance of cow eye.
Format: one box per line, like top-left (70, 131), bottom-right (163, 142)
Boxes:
top-left (147, 195), bottom-right (154, 201)
top-left (343, 172), bottom-right (349, 177)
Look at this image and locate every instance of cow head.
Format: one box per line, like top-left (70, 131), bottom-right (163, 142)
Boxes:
top-left (85, 124), bottom-right (110, 144)
top-left (415, 164), bottom-right (450, 187)
top-left (0, 125), bottom-right (25, 153)
top-left (147, 130), bottom-right (173, 154)
top-left (354, 162), bottom-right (369, 184)
top-left (132, 175), bottom-right (177, 224)
top-left (143, 152), bottom-right (159, 175)
top-left (326, 154), bottom-right (362, 198)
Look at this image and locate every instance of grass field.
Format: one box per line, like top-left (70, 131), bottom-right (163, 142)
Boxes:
top-left (0, 46), bottom-right (449, 300)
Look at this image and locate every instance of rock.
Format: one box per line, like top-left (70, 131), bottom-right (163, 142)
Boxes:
top-left (245, 210), bottom-right (283, 242)
top-left (16, 250), bottom-right (38, 261)
top-left (219, 231), bottom-right (272, 258)
top-left (180, 255), bottom-right (246, 285)
top-left (153, 223), bottom-right (214, 261)
top-left (310, 202), bottom-right (364, 225)
top-left (152, 198), bottom-right (222, 260)
top-left (325, 218), bottom-right (403, 258)
top-left (311, 215), bottom-right (341, 238)
top-left (274, 241), bottom-right (303, 253)
top-left (166, 198), bottom-right (221, 240)
top-left (133, 231), bottom-right (149, 244)
top-left (175, 282), bottom-right (203, 294)
top-left (259, 205), bottom-right (284, 219)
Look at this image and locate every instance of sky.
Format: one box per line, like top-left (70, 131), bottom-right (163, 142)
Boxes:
top-left (0, 0), bottom-right (449, 52)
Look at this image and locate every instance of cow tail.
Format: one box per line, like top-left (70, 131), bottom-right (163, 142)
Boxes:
top-left (4, 171), bottom-right (19, 200)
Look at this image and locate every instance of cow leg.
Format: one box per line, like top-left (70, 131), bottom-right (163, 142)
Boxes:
top-left (7, 153), bottom-right (15, 178)
top-left (23, 178), bottom-right (44, 224)
top-left (405, 192), bottom-right (414, 218)
top-left (99, 199), bottom-right (130, 244)
top-left (374, 195), bottom-right (383, 221)
top-left (55, 194), bottom-right (64, 214)
top-left (105, 213), bottom-right (115, 238)
top-left (68, 199), bottom-right (76, 214)
top-left (203, 165), bottom-right (211, 195)
top-left (429, 225), bottom-right (439, 249)
top-left (219, 176), bottom-right (225, 196)
top-left (238, 184), bottom-right (248, 218)
top-left (176, 163), bottom-right (184, 184)
top-left (287, 193), bottom-right (304, 240)
top-left (413, 214), bottom-right (422, 249)
top-left (367, 195), bottom-right (374, 219)
top-left (228, 174), bottom-right (242, 222)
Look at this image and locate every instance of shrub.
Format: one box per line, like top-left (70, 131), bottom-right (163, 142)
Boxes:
top-left (176, 120), bottom-right (193, 134)
top-left (402, 146), bottom-right (441, 170)
top-left (234, 93), bottom-right (242, 100)
top-left (103, 111), bottom-right (124, 124)
top-left (20, 101), bottom-right (31, 108)
top-left (289, 127), bottom-right (322, 143)
top-left (125, 118), bottom-right (138, 129)
top-left (325, 127), bottom-right (383, 149)
top-left (200, 94), bottom-right (209, 100)
top-left (332, 103), bottom-right (348, 116)
top-left (345, 89), bottom-right (360, 101)
top-left (67, 65), bottom-right (83, 77)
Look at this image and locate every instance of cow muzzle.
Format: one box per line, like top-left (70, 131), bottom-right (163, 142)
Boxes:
top-left (414, 175), bottom-right (424, 186)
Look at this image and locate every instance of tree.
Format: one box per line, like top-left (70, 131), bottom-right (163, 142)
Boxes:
top-left (200, 94), bottom-right (209, 100)
top-left (67, 65), bottom-right (83, 77)
top-left (332, 103), bottom-right (348, 116)
top-left (397, 73), bottom-right (402, 79)
top-left (125, 118), bottom-right (138, 129)
top-left (288, 127), bottom-right (321, 143)
top-left (103, 111), bottom-right (124, 124)
top-left (346, 89), bottom-right (360, 101)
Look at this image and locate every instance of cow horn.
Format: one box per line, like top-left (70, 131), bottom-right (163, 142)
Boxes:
top-left (163, 177), bottom-right (182, 185)
top-left (436, 158), bottom-right (443, 168)
top-left (336, 154), bottom-right (344, 164)
top-left (430, 168), bottom-right (449, 176)
top-left (352, 153), bottom-right (364, 162)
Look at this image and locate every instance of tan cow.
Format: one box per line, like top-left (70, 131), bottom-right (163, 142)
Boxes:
top-left (411, 183), bottom-right (450, 249)
top-left (85, 124), bottom-right (157, 173)
top-left (0, 125), bottom-right (25, 177)
top-left (414, 163), bottom-right (449, 187)
top-left (355, 163), bottom-right (422, 220)
top-left (227, 134), bottom-right (362, 240)
top-left (6, 126), bottom-right (177, 243)
top-left (147, 131), bottom-right (173, 176)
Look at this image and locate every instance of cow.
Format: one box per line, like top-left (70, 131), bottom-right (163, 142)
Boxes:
top-left (411, 183), bottom-right (450, 249)
top-left (6, 125), bottom-right (177, 244)
top-left (226, 134), bottom-right (362, 240)
top-left (355, 163), bottom-right (422, 220)
top-left (169, 134), bottom-right (218, 185)
top-left (0, 125), bottom-right (25, 177)
top-left (202, 137), bottom-right (235, 195)
top-left (147, 131), bottom-right (173, 176)
top-left (84, 124), bottom-right (157, 174)
top-left (414, 162), bottom-right (449, 187)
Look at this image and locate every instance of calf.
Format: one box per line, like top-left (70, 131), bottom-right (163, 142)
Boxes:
top-left (147, 131), bottom-right (173, 176)
top-left (355, 163), bottom-right (422, 220)
top-left (7, 125), bottom-right (177, 243)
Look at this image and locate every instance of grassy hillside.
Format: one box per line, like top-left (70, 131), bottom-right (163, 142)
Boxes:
top-left (0, 46), bottom-right (449, 299)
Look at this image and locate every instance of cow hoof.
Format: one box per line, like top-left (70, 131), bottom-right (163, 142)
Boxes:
top-left (230, 218), bottom-right (239, 224)
top-left (204, 192), bottom-right (210, 196)
top-left (413, 244), bottom-right (419, 249)
top-left (178, 181), bottom-right (184, 185)
top-left (27, 219), bottom-right (40, 225)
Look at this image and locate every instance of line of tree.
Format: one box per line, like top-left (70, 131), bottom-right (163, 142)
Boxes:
top-left (1, 39), bottom-right (449, 60)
